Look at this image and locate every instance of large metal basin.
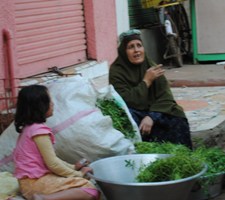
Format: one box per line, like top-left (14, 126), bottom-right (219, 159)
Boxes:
top-left (88, 154), bottom-right (207, 200)
top-left (188, 172), bottom-right (225, 200)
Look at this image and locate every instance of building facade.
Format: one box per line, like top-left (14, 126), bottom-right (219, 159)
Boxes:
top-left (0, 0), bottom-right (128, 112)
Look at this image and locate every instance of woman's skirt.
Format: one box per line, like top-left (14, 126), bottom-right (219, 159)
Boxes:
top-left (129, 109), bottom-right (193, 149)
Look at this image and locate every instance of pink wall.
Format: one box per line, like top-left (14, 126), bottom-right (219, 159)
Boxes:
top-left (0, 0), bottom-right (18, 109)
top-left (0, 0), bottom-right (16, 81)
top-left (0, 0), bottom-right (118, 111)
top-left (84, 0), bottom-right (118, 65)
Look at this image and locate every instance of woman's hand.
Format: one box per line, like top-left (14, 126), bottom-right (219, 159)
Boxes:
top-left (143, 64), bottom-right (165, 87)
top-left (139, 116), bottom-right (154, 135)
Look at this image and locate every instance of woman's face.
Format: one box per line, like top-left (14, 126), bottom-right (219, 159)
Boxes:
top-left (126, 39), bottom-right (145, 65)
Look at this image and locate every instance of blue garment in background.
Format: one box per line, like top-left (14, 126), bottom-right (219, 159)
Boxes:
top-left (129, 108), bottom-right (192, 149)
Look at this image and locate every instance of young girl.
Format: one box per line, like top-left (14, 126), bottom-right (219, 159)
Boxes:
top-left (13, 85), bottom-right (100, 200)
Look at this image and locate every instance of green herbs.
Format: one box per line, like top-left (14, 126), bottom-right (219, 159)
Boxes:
top-left (96, 98), bottom-right (136, 139)
top-left (192, 146), bottom-right (225, 176)
top-left (125, 159), bottom-right (135, 170)
top-left (135, 141), bottom-right (225, 177)
top-left (136, 154), bottom-right (203, 182)
top-left (191, 146), bottom-right (225, 195)
top-left (135, 142), bottom-right (191, 155)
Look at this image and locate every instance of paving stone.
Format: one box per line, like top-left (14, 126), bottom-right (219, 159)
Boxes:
top-left (171, 87), bottom-right (225, 133)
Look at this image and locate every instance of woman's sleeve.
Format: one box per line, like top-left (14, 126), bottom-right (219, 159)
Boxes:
top-left (109, 73), bottom-right (149, 109)
top-left (153, 75), bottom-right (175, 101)
top-left (33, 135), bottom-right (83, 178)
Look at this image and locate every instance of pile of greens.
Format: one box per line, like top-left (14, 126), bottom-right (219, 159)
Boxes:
top-left (136, 154), bottom-right (203, 182)
top-left (134, 142), bottom-right (225, 180)
top-left (135, 142), bottom-right (191, 155)
top-left (191, 146), bottom-right (225, 176)
top-left (96, 98), bottom-right (136, 139)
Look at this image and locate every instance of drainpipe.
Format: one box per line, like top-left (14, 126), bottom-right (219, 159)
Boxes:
top-left (2, 28), bottom-right (17, 105)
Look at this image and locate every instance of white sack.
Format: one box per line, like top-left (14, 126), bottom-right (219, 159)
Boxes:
top-left (0, 123), bottom-right (17, 173)
top-left (46, 75), bottom-right (139, 163)
top-left (0, 171), bottom-right (19, 200)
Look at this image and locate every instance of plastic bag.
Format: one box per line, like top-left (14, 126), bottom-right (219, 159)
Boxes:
top-left (0, 172), bottom-right (19, 200)
top-left (46, 76), bottom-right (139, 163)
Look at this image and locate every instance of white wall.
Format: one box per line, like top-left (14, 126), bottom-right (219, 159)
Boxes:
top-left (183, 0), bottom-right (191, 25)
top-left (115, 0), bottom-right (130, 37)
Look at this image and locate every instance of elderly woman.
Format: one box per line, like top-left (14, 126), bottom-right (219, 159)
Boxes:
top-left (109, 29), bottom-right (192, 149)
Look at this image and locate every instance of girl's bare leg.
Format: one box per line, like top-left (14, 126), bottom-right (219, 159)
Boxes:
top-left (32, 188), bottom-right (95, 200)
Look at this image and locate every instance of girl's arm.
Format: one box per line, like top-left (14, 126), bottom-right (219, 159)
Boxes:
top-left (33, 135), bottom-right (83, 178)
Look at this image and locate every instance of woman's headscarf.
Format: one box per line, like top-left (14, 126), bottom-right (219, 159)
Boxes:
top-left (116, 29), bottom-right (156, 67)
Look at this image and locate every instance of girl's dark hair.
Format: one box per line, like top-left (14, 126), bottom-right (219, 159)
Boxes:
top-left (14, 85), bottom-right (50, 133)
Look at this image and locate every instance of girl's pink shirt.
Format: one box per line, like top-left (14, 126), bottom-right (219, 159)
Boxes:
top-left (13, 123), bottom-right (55, 179)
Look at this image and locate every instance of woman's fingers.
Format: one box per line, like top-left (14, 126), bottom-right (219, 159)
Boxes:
top-left (143, 64), bottom-right (165, 87)
top-left (139, 116), bottom-right (153, 135)
top-left (152, 64), bottom-right (163, 70)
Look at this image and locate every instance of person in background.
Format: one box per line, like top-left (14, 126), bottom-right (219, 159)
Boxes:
top-left (13, 85), bottom-right (100, 200)
top-left (109, 29), bottom-right (192, 149)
